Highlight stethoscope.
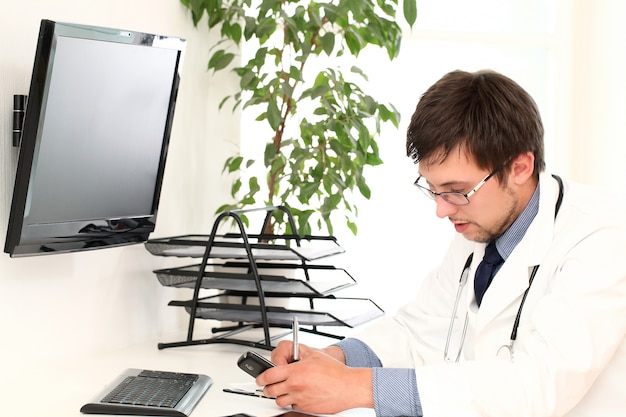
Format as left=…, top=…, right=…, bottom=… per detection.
left=444, top=175, right=564, bottom=362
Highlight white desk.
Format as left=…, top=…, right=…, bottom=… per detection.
left=2, top=336, right=374, bottom=417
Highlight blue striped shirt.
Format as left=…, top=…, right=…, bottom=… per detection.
left=495, top=182, right=540, bottom=263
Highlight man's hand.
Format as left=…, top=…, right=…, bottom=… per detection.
left=256, top=341, right=373, bottom=414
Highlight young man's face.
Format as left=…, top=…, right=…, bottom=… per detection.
left=418, top=149, right=525, bottom=243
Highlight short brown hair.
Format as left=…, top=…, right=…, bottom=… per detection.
left=406, top=70, right=545, bottom=181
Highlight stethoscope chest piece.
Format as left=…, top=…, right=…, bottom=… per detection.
left=496, top=343, right=513, bottom=360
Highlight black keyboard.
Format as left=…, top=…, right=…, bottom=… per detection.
left=81, top=369, right=212, bottom=416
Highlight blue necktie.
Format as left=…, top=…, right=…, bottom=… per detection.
left=474, top=241, right=504, bottom=306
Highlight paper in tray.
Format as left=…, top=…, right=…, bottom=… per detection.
left=172, top=297, right=384, bottom=328
left=154, top=264, right=356, bottom=296
left=145, top=234, right=344, bottom=261
left=160, top=245, right=344, bottom=261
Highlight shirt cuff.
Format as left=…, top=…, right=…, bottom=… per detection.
left=335, top=339, right=423, bottom=416
left=335, top=338, right=382, bottom=368
left=373, top=367, right=423, bottom=417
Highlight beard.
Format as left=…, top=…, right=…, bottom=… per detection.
left=460, top=185, right=520, bottom=243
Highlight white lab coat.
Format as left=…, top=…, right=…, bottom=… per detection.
left=356, top=173, right=626, bottom=416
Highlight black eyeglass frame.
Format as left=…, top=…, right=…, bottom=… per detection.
left=414, top=164, right=507, bottom=206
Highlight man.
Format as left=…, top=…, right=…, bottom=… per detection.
left=257, top=70, right=626, bottom=416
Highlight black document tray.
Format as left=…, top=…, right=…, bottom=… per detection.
left=169, top=296, right=384, bottom=328
left=145, top=234, right=345, bottom=261
left=154, top=264, right=356, bottom=296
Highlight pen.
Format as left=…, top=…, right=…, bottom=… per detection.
left=292, top=316, right=299, bottom=362
left=222, top=388, right=273, bottom=399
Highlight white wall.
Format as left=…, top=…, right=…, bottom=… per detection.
left=0, top=0, right=238, bottom=377
left=568, top=0, right=626, bottom=193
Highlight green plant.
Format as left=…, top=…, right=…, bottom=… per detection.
left=181, top=0, right=417, bottom=236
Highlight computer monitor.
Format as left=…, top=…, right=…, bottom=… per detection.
left=4, top=19, right=186, bottom=257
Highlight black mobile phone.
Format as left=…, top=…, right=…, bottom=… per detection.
left=221, top=414, right=256, bottom=417
left=221, top=414, right=255, bottom=417
left=237, top=351, right=276, bottom=378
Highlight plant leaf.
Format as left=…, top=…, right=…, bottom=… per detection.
left=403, top=0, right=418, bottom=28
left=208, top=50, right=235, bottom=72
left=321, top=32, right=335, bottom=56
left=267, top=101, right=281, bottom=130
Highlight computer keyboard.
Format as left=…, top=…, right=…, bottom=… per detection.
left=80, top=368, right=212, bottom=416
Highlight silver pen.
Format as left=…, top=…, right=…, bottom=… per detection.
left=292, top=316, right=299, bottom=362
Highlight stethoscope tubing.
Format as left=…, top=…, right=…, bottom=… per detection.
left=444, top=254, right=473, bottom=362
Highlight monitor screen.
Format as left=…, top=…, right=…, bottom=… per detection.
left=4, top=19, right=186, bottom=257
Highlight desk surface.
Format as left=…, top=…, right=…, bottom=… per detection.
left=2, top=334, right=373, bottom=417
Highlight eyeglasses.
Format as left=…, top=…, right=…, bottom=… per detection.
left=414, top=165, right=504, bottom=206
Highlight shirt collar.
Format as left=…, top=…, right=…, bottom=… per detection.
left=494, top=182, right=540, bottom=260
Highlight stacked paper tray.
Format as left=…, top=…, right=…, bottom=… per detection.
left=145, top=234, right=345, bottom=261
left=169, top=296, right=384, bottom=328
left=153, top=264, right=356, bottom=296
